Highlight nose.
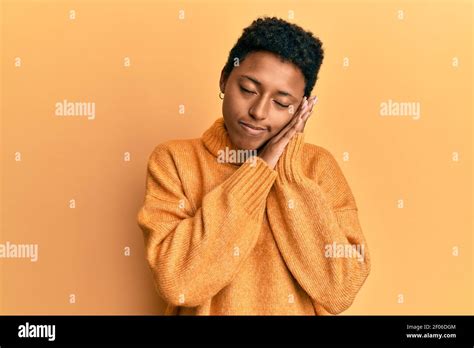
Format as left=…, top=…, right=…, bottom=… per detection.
left=248, top=96, right=269, bottom=121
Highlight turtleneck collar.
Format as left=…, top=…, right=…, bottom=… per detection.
left=201, top=117, right=243, bottom=163
left=202, top=116, right=306, bottom=175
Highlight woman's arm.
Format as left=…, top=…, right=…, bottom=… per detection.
left=137, top=142, right=277, bottom=307
left=266, top=133, right=371, bottom=314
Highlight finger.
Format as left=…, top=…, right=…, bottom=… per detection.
left=301, top=110, right=312, bottom=128
left=281, top=125, right=299, bottom=143
left=290, top=96, right=311, bottom=125
left=302, top=103, right=314, bottom=122
left=295, top=96, right=310, bottom=118
left=294, top=96, right=317, bottom=131
left=273, top=127, right=298, bottom=154
left=277, top=115, right=305, bottom=145
left=289, top=95, right=307, bottom=117
left=309, top=96, right=318, bottom=112
left=282, top=97, right=311, bottom=135
left=274, top=94, right=314, bottom=144
left=302, top=96, right=317, bottom=122
left=272, top=97, right=308, bottom=143
left=306, top=96, right=317, bottom=112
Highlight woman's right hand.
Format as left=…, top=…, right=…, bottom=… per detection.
left=258, top=95, right=317, bottom=169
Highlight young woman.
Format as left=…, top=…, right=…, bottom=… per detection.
left=137, top=17, right=370, bottom=315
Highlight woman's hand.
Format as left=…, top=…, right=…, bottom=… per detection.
left=258, top=95, right=318, bottom=169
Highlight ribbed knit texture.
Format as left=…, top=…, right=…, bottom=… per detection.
left=137, top=117, right=370, bottom=315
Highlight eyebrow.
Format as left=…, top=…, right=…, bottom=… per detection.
left=239, top=74, right=296, bottom=99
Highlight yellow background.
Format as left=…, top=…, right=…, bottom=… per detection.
left=1, top=0, right=472, bottom=314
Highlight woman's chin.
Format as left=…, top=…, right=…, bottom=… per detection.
left=228, top=128, right=269, bottom=150
left=232, top=138, right=262, bottom=151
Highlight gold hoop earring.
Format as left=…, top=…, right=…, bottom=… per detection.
left=219, top=92, right=224, bottom=100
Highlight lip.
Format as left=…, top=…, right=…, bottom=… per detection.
left=239, top=121, right=268, bottom=136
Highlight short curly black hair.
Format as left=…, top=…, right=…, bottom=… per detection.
left=221, top=16, right=325, bottom=97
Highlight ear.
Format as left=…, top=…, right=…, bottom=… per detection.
left=219, top=69, right=227, bottom=93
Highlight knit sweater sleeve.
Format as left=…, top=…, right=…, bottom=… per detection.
left=266, top=133, right=371, bottom=314
left=137, top=142, right=277, bottom=307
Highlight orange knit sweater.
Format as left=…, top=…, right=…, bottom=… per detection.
left=137, top=117, right=370, bottom=315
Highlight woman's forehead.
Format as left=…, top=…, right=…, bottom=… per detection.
left=235, top=51, right=305, bottom=93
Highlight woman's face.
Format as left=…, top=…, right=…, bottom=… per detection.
left=220, top=50, right=306, bottom=151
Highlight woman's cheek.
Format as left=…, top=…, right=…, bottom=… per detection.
left=227, top=99, right=243, bottom=118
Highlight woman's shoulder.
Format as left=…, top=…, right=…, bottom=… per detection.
left=156, top=137, right=201, bottom=148
left=302, top=142, right=340, bottom=170
left=302, top=142, right=357, bottom=210
left=146, top=137, right=205, bottom=167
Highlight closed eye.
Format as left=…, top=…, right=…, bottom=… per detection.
left=240, top=86, right=255, bottom=94
left=274, top=101, right=290, bottom=108
left=240, top=86, right=290, bottom=108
